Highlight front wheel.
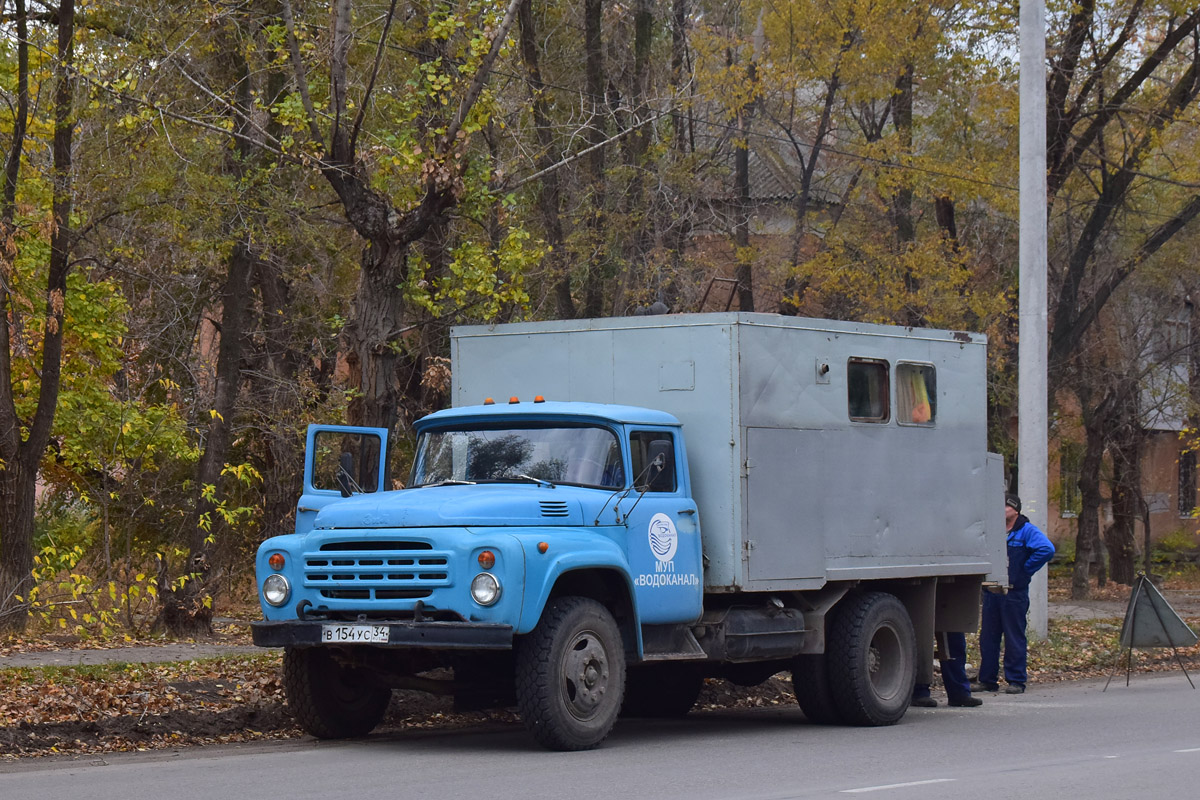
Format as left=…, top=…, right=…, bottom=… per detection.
left=515, top=596, right=626, bottom=751
left=283, top=647, right=391, bottom=738
left=825, top=592, right=916, bottom=726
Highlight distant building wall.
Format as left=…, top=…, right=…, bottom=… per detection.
left=1047, top=429, right=1200, bottom=550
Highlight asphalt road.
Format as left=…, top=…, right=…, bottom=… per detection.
left=3, top=673, right=1199, bottom=798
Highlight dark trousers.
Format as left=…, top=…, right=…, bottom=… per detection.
left=913, top=632, right=972, bottom=699
left=941, top=632, right=972, bottom=699
left=978, top=588, right=1029, bottom=686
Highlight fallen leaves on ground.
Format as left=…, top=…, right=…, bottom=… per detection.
left=0, top=619, right=251, bottom=659
left=0, top=655, right=298, bottom=759
left=1028, top=616, right=1200, bottom=683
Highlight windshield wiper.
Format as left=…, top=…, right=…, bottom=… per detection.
left=420, top=479, right=477, bottom=487
left=515, top=474, right=556, bottom=488
left=484, top=474, right=556, bottom=488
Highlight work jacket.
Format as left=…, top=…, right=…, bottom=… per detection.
left=1006, top=515, right=1055, bottom=591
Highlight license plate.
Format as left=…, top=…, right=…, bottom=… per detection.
left=321, top=624, right=389, bottom=643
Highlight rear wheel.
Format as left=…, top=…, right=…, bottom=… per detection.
left=825, top=592, right=916, bottom=726
left=516, top=596, right=626, bottom=751
left=622, top=664, right=704, bottom=718
left=283, top=647, right=391, bottom=738
left=791, top=653, right=842, bottom=724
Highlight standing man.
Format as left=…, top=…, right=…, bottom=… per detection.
left=972, top=493, right=1056, bottom=694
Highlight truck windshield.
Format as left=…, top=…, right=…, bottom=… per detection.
left=411, top=425, right=625, bottom=488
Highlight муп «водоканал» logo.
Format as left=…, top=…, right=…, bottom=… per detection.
left=648, top=513, right=678, bottom=563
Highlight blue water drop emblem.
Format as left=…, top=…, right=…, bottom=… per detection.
left=648, top=513, right=678, bottom=562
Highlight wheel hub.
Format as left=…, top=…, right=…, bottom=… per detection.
left=562, top=631, right=609, bottom=719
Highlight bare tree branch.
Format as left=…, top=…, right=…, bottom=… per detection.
left=350, top=0, right=399, bottom=155
left=280, top=0, right=324, bottom=147
left=441, top=0, right=525, bottom=152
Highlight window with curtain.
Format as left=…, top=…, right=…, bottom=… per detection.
left=896, top=363, right=936, bottom=425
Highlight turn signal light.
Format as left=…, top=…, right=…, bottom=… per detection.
left=537, top=542, right=549, bottom=554
left=268, top=553, right=285, bottom=571
left=478, top=550, right=496, bottom=569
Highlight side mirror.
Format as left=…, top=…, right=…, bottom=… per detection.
left=336, top=451, right=356, bottom=497
left=647, top=439, right=675, bottom=492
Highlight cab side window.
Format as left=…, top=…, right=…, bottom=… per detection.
left=630, top=431, right=677, bottom=492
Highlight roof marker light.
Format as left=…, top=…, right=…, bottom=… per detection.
left=534, top=395, right=545, bottom=403
left=483, top=397, right=495, bottom=405
left=509, top=396, right=520, bottom=404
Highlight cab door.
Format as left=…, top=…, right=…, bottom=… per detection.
left=296, top=425, right=389, bottom=534
left=623, top=428, right=703, bottom=624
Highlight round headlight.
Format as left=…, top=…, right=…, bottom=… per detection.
left=263, top=574, right=291, bottom=607
left=470, top=572, right=501, bottom=606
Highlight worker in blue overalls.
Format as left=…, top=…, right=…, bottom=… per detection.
left=972, top=493, right=1056, bottom=694
left=911, top=631, right=981, bottom=707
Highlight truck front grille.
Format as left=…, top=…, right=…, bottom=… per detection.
left=320, top=540, right=432, bottom=551
left=320, top=589, right=433, bottom=600
left=303, top=539, right=450, bottom=600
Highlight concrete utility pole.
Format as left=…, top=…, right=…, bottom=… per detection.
left=1020, top=0, right=1050, bottom=638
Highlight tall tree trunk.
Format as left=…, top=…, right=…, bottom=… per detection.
left=158, top=243, right=255, bottom=636
left=0, top=0, right=75, bottom=631
left=892, top=62, right=921, bottom=327
left=733, top=59, right=755, bottom=312
left=1107, top=439, right=1140, bottom=585
left=1072, top=400, right=1107, bottom=599
left=253, top=257, right=310, bottom=538
left=665, top=0, right=692, bottom=293
left=518, top=0, right=575, bottom=319
left=670, top=0, right=689, bottom=156
left=340, top=237, right=412, bottom=431
left=614, top=0, right=654, bottom=315
left=0, top=0, right=30, bottom=627
left=188, top=244, right=256, bottom=552
left=581, top=0, right=608, bottom=318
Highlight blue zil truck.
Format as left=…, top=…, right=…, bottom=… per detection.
left=252, top=314, right=1005, bottom=750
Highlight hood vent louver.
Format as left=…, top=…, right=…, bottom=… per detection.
left=539, top=500, right=570, bottom=518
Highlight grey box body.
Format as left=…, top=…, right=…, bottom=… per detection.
left=451, top=313, right=1004, bottom=593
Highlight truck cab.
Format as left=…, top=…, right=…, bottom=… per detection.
left=253, top=400, right=704, bottom=750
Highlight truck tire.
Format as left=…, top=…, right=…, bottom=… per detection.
left=621, top=664, right=704, bottom=718
left=515, top=596, right=626, bottom=750
left=283, top=647, right=391, bottom=738
left=825, top=592, right=916, bottom=726
left=791, top=653, right=843, bottom=724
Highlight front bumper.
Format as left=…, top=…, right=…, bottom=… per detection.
left=251, top=619, right=514, bottom=649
